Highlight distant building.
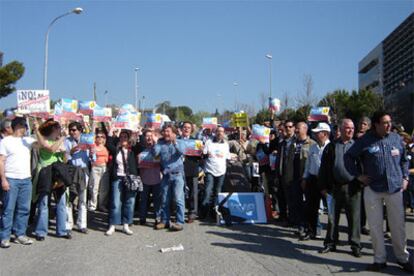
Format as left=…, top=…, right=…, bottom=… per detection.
left=359, top=12, right=414, bottom=132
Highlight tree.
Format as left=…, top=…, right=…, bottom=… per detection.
left=253, top=108, right=272, bottom=124
left=296, top=74, right=317, bottom=107
left=0, top=61, right=25, bottom=98
left=318, top=90, right=350, bottom=122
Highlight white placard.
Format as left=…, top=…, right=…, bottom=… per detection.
left=17, top=90, right=50, bottom=114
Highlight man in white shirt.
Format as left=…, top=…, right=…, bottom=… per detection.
left=300, top=122, right=331, bottom=240
left=0, top=117, right=37, bottom=248
left=200, top=126, right=230, bottom=219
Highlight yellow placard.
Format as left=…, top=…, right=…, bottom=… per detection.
left=232, top=112, right=249, bottom=127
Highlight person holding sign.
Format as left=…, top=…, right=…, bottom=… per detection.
left=105, top=130, right=141, bottom=236
left=32, top=119, right=71, bottom=241
left=152, top=124, right=186, bottom=231
left=200, top=126, right=231, bottom=219
left=138, top=129, right=162, bottom=226
left=64, top=122, right=95, bottom=235
left=179, top=121, right=203, bottom=223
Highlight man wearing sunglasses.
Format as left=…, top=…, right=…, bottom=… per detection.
left=64, top=121, right=94, bottom=235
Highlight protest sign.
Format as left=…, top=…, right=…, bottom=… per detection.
left=308, top=107, right=330, bottom=122
left=53, top=101, right=83, bottom=123
left=256, top=147, right=269, bottom=166
left=251, top=124, right=271, bottom=143
left=231, top=112, right=249, bottom=127
left=61, top=98, right=78, bottom=114
left=217, top=193, right=267, bottom=224
left=137, top=150, right=160, bottom=169
left=268, top=97, right=281, bottom=112
left=78, top=101, right=97, bottom=115
left=145, top=113, right=162, bottom=129
left=119, top=104, right=136, bottom=113
left=202, top=117, right=218, bottom=129
left=114, top=111, right=141, bottom=130
left=93, top=106, right=112, bottom=122
left=178, top=139, right=203, bottom=156
left=78, top=133, right=95, bottom=150
left=17, top=90, right=50, bottom=114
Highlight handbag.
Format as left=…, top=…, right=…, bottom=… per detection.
left=120, top=148, right=143, bottom=192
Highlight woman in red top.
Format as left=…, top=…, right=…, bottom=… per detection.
left=88, top=130, right=110, bottom=212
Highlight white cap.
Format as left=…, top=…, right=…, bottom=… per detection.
left=311, top=122, right=331, bottom=133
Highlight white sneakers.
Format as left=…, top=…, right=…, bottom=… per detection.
left=122, top=224, right=133, bottom=235
left=105, top=224, right=133, bottom=236
left=105, top=225, right=115, bottom=236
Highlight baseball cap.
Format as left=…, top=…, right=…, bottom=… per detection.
left=311, top=122, right=331, bottom=133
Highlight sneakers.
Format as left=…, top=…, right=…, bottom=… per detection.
left=170, top=223, right=184, bottom=232
left=0, top=240, right=10, bottom=248
left=105, top=225, right=115, bottom=236
left=15, top=236, right=33, bottom=245
left=318, top=246, right=336, bottom=254
left=123, top=224, right=133, bottom=235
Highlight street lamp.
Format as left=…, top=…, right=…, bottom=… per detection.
left=266, top=53, right=272, bottom=98
left=233, top=81, right=238, bottom=111
left=134, top=67, right=140, bottom=110
left=104, top=90, right=109, bottom=107
left=43, top=7, right=83, bottom=89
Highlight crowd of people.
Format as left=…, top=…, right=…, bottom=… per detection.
left=0, top=110, right=413, bottom=273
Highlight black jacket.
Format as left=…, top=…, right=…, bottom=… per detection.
left=318, top=142, right=360, bottom=194
left=106, top=137, right=141, bottom=180
left=37, top=162, right=76, bottom=195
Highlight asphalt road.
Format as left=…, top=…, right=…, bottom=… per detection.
left=1, top=210, right=413, bottom=275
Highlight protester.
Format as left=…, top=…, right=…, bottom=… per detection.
left=33, top=119, right=71, bottom=240
left=64, top=121, right=94, bottom=234
left=89, top=130, right=110, bottom=212
left=285, top=121, right=315, bottom=238
left=153, top=124, right=186, bottom=231
left=278, top=120, right=296, bottom=225
left=318, top=119, right=362, bottom=257
left=301, top=122, right=331, bottom=240
left=179, top=121, right=202, bottom=223
left=345, top=111, right=413, bottom=273
left=138, top=129, right=162, bottom=226
left=0, top=119, right=13, bottom=141
left=0, top=117, right=36, bottom=248
left=228, top=128, right=250, bottom=181
left=200, top=126, right=230, bottom=219
left=105, top=130, right=140, bottom=236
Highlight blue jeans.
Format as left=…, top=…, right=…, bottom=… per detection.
left=201, top=173, right=225, bottom=215
left=139, top=183, right=161, bottom=221
left=109, top=177, right=137, bottom=225
left=35, top=190, right=67, bottom=237
left=160, top=172, right=185, bottom=225
left=0, top=178, right=32, bottom=240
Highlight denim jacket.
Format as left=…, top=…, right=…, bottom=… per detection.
left=345, top=131, right=409, bottom=193
left=152, top=139, right=185, bottom=175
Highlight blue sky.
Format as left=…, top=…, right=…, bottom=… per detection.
left=0, top=0, right=412, bottom=113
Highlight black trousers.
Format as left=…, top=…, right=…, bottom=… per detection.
left=304, top=175, right=321, bottom=235
left=185, top=176, right=198, bottom=217
left=324, top=184, right=361, bottom=249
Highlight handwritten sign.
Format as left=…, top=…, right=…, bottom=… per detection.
left=231, top=112, right=249, bottom=127
left=202, top=117, right=218, bottom=129
left=17, top=90, right=50, bottom=114
left=251, top=124, right=271, bottom=143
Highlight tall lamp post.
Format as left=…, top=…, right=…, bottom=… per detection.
left=43, top=7, right=83, bottom=90
left=265, top=54, right=272, bottom=98
left=134, top=67, right=140, bottom=110
left=233, top=81, right=238, bottom=111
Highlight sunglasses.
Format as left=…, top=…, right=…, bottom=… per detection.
left=69, top=128, right=78, bottom=132
left=285, top=125, right=294, bottom=128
